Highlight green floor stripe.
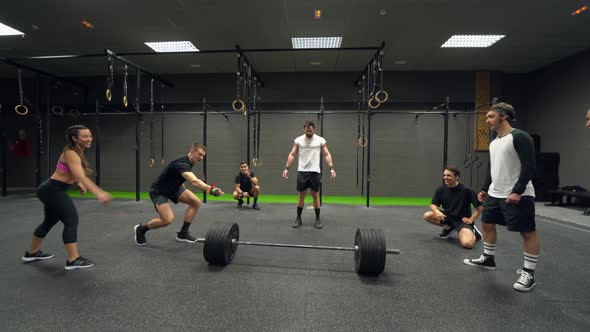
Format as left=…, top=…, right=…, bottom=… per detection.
left=67, top=190, right=430, bottom=206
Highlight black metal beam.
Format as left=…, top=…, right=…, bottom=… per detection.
left=135, top=68, right=141, bottom=202
left=202, top=98, right=208, bottom=203
left=35, top=73, right=42, bottom=188
left=95, top=99, right=101, bottom=186
left=319, top=97, right=325, bottom=206
left=105, top=49, right=174, bottom=88
left=0, top=105, right=7, bottom=196
left=366, top=108, right=372, bottom=208
left=353, top=42, right=386, bottom=87
left=235, top=44, right=265, bottom=88
left=7, top=46, right=380, bottom=60
left=0, top=56, right=87, bottom=89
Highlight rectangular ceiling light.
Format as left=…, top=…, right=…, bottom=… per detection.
left=0, top=22, right=25, bottom=36
left=292, top=37, right=342, bottom=49
left=145, top=41, right=199, bottom=52
left=441, top=35, right=505, bottom=48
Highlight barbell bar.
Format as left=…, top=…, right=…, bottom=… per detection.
left=196, top=223, right=400, bottom=276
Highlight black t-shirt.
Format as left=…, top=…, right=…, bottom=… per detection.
left=431, top=183, right=481, bottom=219
left=150, top=155, right=193, bottom=195
left=235, top=171, right=256, bottom=192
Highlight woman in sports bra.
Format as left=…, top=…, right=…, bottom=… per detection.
left=21, top=125, right=112, bottom=270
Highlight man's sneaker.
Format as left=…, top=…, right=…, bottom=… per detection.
left=438, top=227, right=454, bottom=239
left=176, top=232, right=197, bottom=243
left=473, top=225, right=483, bottom=242
left=292, top=217, right=302, bottom=228
left=237, top=199, right=244, bottom=208
left=65, top=256, right=95, bottom=270
left=21, top=250, right=55, bottom=263
left=134, top=224, right=146, bottom=246
left=252, top=203, right=260, bottom=210
left=463, top=254, right=496, bottom=270
left=513, top=270, right=535, bottom=292
left=315, top=218, right=323, bottom=229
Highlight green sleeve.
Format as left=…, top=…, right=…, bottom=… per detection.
left=511, top=129, right=536, bottom=195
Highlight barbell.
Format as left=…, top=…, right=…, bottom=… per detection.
left=196, top=223, right=400, bottom=276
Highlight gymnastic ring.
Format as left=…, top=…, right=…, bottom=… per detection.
left=69, top=108, right=80, bottom=117
left=51, top=105, right=64, bottom=115
left=252, top=157, right=262, bottom=167
left=106, top=89, right=112, bottom=101
left=232, top=99, right=245, bottom=112
left=374, top=90, right=389, bottom=103
left=161, top=158, right=166, bottom=166
left=357, top=137, right=368, bottom=147
left=368, top=97, right=381, bottom=109
left=123, top=96, right=129, bottom=108
left=463, top=159, right=471, bottom=168
left=148, top=158, right=155, bottom=168
left=14, top=104, right=29, bottom=115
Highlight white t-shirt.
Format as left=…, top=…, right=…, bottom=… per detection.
left=294, top=134, right=326, bottom=173
left=487, top=129, right=535, bottom=198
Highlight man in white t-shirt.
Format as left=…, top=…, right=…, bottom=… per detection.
left=463, top=102, right=539, bottom=292
left=282, top=120, right=336, bottom=229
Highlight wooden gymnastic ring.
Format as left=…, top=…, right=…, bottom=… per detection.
left=14, top=104, right=29, bottom=115
left=232, top=99, right=245, bottom=112
left=368, top=97, right=381, bottom=109
left=148, top=158, right=155, bottom=168
left=51, top=105, right=64, bottom=115
left=106, top=89, right=112, bottom=101
left=123, top=96, right=129, bottom=108
left=374, top=90, right=389, bottom=103
left=357, top=137, right=368, bottom=147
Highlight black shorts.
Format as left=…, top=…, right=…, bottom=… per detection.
left=237, top=187, right=255, bottom=197
left=297, top=171, right=321, bottom=192
left=442, top=213, right=475, bottom=233
left=481, top=196, right=536, bottom=232
left=149, top=186, right=186, bottom=211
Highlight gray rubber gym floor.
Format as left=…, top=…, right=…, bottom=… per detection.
left=1, top=196, right=589, bottom=331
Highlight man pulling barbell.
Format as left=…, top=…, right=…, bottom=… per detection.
left=134, top=143, right=224, bottom=246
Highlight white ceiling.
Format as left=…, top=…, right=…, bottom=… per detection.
left=1, top=0, right=589, bottom=77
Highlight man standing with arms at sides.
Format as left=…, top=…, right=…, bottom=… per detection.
left=463, top=103, right=539, bottom=292
left=282, top=120, right=336, bottom=229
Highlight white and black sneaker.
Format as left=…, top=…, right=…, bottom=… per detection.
left=65, top=256, right=96, bottom=270
left=513, top=269, right=535, bottom=292
left=438, top=226, right=454, bottom=239
left=21, top=250, right=55, bottom=263
left=134, top=224, right=147, bottom=246
left=176, top=232, right=197, bottom=243
left=463, top=254, right=496, bottom=270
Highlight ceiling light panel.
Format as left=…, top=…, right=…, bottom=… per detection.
left=441, top=35, right=505, bottom=48
left=145, top=41, right=199, bottom=53
left=292, top=37, right=342, bottom=49
left=0, top=22, right=25, bottom=36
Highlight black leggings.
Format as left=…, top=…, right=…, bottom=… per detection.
left=34, top=179, right=79, bottom=244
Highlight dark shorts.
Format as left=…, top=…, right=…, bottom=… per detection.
left=237, top=187, right=255, bottom=198
left=442, top=213, right=475, bottom=233
left=297, top=171, right=321, bottom=192
left=481, top=196, right=536, bottom=232
left=239, top=186, right=254, bottom=194
left=149, top=186, right=186, bottom=212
